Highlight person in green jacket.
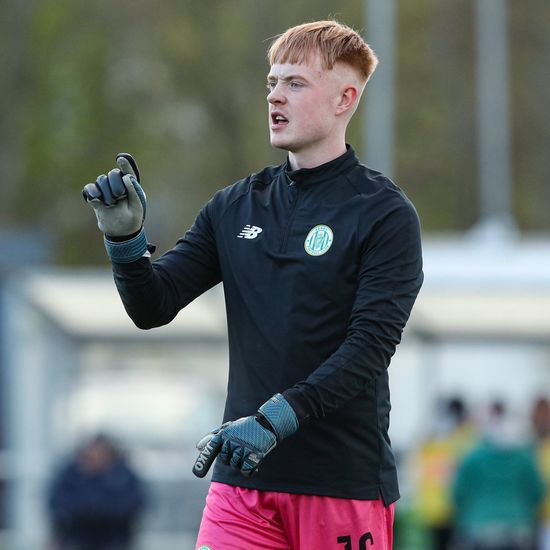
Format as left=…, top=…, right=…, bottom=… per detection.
left=452, top=400, right=545, bottom=550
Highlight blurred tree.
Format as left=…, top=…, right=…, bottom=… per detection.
left=0, top=0, right=548, bottom=265
left=509, top=0, right=550, bottom=232
left=397, top=0, right=477, bottom=231
left=0, top=0, right=36, bottom=224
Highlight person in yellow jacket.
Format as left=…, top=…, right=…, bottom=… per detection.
left=414, top=397, right=477, bottom=550
left=531, top=397, right=550, bottom=550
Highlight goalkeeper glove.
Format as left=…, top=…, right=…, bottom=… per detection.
left=192, top=393, right=298, bottom=478
left=82, top=153, right=149, bottom=263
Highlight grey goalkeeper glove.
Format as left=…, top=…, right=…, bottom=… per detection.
left=82, top=153, right=149, bottom=263
left=192, top=393, right=299, bottom=478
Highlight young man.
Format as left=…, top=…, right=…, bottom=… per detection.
left=83, top=20, right=423, bottom=550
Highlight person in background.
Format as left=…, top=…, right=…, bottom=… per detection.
left=531, top=396, right=550, bottom=550
left=452, top=400, right=545, bottom=550
left=47, top=434, right=147, bottom=550
left=415, top=396, right=477, bottom=550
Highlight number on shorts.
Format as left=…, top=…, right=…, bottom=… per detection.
left=337, top=532, right=374, bottom=549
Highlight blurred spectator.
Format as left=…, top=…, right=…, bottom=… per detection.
left=531, top=398, right=550, bottom=441
left=414, top=396, right=477, bottom=550
left=452, top=400, right=545, bottom=550
left=531, top=397, right=550, bottom=550
left=47, top=434, right=147, bottom=550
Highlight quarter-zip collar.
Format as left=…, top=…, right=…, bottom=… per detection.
left=284, top=144, right=359, bottom=186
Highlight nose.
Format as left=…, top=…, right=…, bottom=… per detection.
left=267, top=83, right=285, bottom=105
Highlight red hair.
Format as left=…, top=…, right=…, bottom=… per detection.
left=268, top=20, right=378, bottom=83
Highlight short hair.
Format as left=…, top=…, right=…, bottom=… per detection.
left=267, top=20, right=379, bottom=84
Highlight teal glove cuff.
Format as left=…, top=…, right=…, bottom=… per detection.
left=258, top=393, right=299, bottom=441
left=104, top=228, right=148, bottom=263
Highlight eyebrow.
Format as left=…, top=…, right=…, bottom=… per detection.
left=266, top=74, right=308, bottom=83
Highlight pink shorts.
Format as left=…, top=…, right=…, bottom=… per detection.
left=196, top=482, right=395, bottom=550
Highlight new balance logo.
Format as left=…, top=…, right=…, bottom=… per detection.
left=237, top=225, right=263, bottom=239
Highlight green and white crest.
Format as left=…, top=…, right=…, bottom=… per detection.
left=304, top=224, right=333, bottom=256
left=197, top=546, right=212, bottom=550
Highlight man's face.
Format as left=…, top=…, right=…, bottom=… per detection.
left=267, top=52, right=344, bottom=158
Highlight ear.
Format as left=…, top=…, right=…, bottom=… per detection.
left=335, top=85, right=359, bottom=116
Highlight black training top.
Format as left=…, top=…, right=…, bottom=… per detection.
left=112, top=145, right=423, bottom=505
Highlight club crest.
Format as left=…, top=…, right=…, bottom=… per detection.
left=304, top=224, right=333, bottom=256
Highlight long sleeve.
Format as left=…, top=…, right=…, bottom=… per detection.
left=112, top=200, right=222, bottom=329
left=284, top=199, right=423, bottom=421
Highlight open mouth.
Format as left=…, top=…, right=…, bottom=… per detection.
left=271, top=113, right=289, bottom=126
